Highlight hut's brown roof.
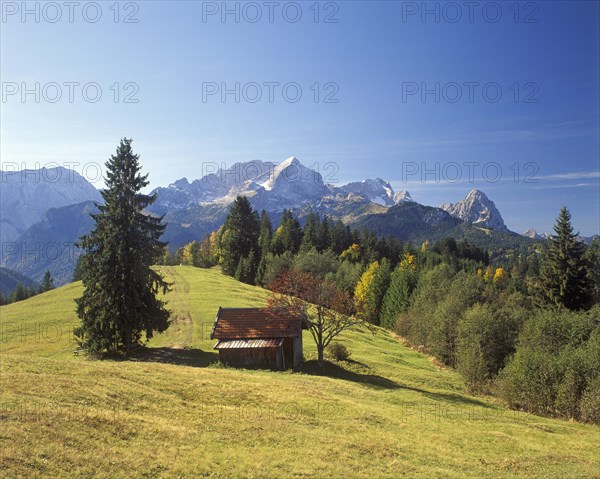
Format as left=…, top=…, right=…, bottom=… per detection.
left=210, top=308, right=302, bottom=340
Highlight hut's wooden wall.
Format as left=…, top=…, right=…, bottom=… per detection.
left=219, top=347, right=283, bottom=369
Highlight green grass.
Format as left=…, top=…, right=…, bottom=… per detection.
left=1, top=266, right=598, bottom=478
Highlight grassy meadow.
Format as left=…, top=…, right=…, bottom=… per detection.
left=1, top=266, right=599, bottom=478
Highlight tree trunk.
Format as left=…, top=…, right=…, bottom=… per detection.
left=318, top=346, right=324, bottom=368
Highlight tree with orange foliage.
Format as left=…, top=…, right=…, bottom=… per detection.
left=268, top=270, right=370, bottom=367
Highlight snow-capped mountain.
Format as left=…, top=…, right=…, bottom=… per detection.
left=149, top=160, right=276, bottom=213
left=257, top=157, right=330, bottom=206
left=149, top=157, right=410, bottom=215
left=335, top=178, right=396, bottom=206
left=0, top=166, right=102, bottom=243
left=440, top=189, right=508, bottom=232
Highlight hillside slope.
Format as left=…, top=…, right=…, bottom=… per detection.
left=1, top=267, right=598, bottom=478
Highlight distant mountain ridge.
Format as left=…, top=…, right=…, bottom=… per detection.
left=2, top=157, right=568, bottom=285
left=2, top=201, right=98, bottom=286
left=148, top=157, right=414, bottom=216
left=522, top=228, right=598, bottom=245
left=0, top=166, right=101, bottom=243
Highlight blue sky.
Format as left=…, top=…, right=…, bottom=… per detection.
left=1, top=1, right=599, bottom=235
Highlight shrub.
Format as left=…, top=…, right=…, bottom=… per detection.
left=580, top=377, right=600, bottom=424
left=328, top=342, right=351, bottom=361
left=495, top=307, right=600, bottom=423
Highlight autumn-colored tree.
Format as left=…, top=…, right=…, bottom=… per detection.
left=268, top=270, right=368, bottom=367
left=483, top=265, right=495, bottom=283
left=340, top=243, right=362, bottom=263
left=493, top=267, right=506, bottom=286
left=421, top=240, right=430, bottom=252
left=182, top=241, right=201, bottom=266
left=354, top=259, right=391, bottom=324
left=399, top=252, right=417, bottom=271
left=354, top=261, right=379, bottom=319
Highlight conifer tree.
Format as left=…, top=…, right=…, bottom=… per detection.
left=271, top=209, right=303, bottom=255
left=317, top=216, right=332, bottom=251
left=256, top=211, right=273, bottom=285
left=330, top=220, right=352, bottom=254
left=235, top=249, right=258, bottom=284
left=8, top=282, right=33, bottom=303
left=540, top=207, right=590, bottom=310
left=220, top=196, right=260, bottom=277
left=75, top=138, right=170, bottom=354
left=39, top=270, right=55, bottom=293
left=301, top=211, right=319, bottom=251
left=380, top=253, right=418, bottom=329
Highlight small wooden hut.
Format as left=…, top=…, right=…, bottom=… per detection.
left=210, top=307, right=303, bottom=370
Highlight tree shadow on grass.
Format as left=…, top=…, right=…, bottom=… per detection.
left=300, top=359, right=493, bottom=407
left=128, top=347, right=219, bottom=368
left=300, top=360, right=401, bottom=390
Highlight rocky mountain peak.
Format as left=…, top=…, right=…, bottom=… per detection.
left=393, top=191, right=413, bottom=204
left=440, top=189, right=508, bottom=231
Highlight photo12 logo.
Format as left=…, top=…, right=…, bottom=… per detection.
left=1, top=1, right=140, bottom=23
left=1, top=82, right=140, bottom=104
left=198, top=160, right=340, bottom=184
left=400, top=1, right=539, bottom=24
left=400, top=161, right=539, bottom=183
left=1, top=162, right=104, bottom=183
left=401, top=82, right=540, bottom=104
left=201, top=82, right=339, bottom=104
left=1, top=241, right=80, bottom=266
left=201, top=1, right=339, bottom=24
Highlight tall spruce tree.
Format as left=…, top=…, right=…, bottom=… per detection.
left=317, top=216, right=331, bottom=251
left=380, top=258, right=418, bottom=329
left=540, top=206, right=590, bottom=310
left=301, top=211, right=319, bottom=251
left=75, top=139, right=170, bottom=354
left=220, top=196, right=260, bottom=277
